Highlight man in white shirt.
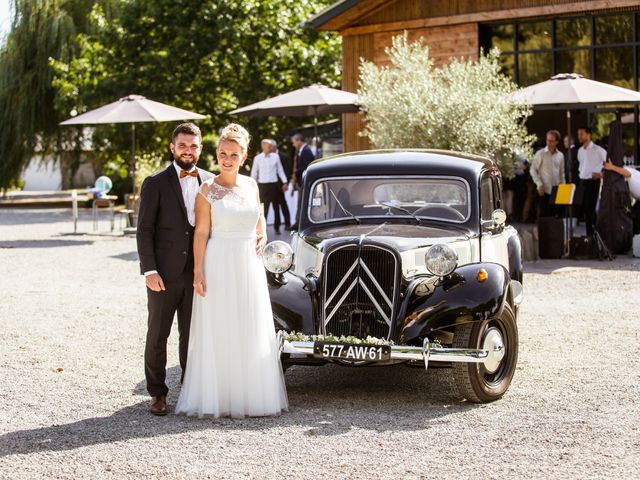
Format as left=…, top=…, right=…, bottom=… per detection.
left=251, top=139, right=288, bottom=234
left=530, top=129, right=565, bottom=218
left=577, top=126, right=607, bottom=235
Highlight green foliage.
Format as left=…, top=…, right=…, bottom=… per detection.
left=0, top=0, right=119, bottom=191
left=0, top=0, right=73, bottom=190
left=0, top=0, right=339, bottom=191
left=134, top=152, right=166, bottom=189
left=51, top=0, right=340, bottom=188
left=358, top=35, right=535, bottom=178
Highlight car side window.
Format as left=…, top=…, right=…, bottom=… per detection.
left=480, top=176, right=494, bottom=221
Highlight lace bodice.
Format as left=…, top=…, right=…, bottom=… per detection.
left=198, top=176, right=260, bottom=236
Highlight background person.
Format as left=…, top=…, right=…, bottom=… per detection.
left=577, top=126, right=607, bottom=235
left=290, top=133, right=315, bottom=230
left=530, top=129, right=565, bottom=218
left=563, top=134, right=580, bottom=184
left=251, top=139, right=288, bottom=234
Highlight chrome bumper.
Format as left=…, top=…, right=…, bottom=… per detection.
left=278, top=333, right=502, bottom=372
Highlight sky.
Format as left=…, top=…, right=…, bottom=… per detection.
left=0, top=0, right=11, bottom=42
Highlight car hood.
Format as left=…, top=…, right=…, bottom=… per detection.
left=301, top=222, right=472, bottom=252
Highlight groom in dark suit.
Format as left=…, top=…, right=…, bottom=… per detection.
left=136, top=122, right=213, bottom=415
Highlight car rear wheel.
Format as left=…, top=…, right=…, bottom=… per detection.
left=452, top=303, right=518, bottom=403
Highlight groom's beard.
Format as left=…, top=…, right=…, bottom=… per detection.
left=173, top=152, right=199, bottom=171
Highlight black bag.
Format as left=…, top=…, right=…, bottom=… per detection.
left=537, top=217, right=564, bottom=259
left=597, top=177, right=633, bottom=254
left=597, top=120, right=633, bottom=254
left=568, top=236, right=599, bottom=259
left=631, top=202, right=640, bottom=235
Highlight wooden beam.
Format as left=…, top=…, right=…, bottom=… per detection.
left=339, top=0, right=640, bottom=36
left=314, top=0, right=391, bottom=32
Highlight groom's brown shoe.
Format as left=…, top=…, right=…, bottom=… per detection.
left=149, top=395, right=167, bottom=416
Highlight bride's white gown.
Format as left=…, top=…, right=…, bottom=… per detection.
left=175, top=175, right=288, bottom=418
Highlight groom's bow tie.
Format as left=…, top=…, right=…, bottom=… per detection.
left=180, top=170, right=198, bottom=179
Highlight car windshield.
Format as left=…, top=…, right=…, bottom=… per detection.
left=308, top=176, right=470, bottom=224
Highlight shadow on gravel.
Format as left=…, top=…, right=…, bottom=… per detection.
left=0, top=239, right=94, bottom=249
left=110, top=251, right=139, bottom=262
left=0, top=208, right=86, bottom=226
left=0, top=365, right=480, bottom=456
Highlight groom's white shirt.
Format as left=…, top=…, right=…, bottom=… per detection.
left=143, top=161, right=200, bottom=277
left=173, top=160, right=199, bottom=227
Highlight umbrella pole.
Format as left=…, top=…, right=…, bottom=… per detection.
left=313, top=106, right=318, bottom=154
left=566, top=109, right=574, bottom=247
left=131, top=124, right=136, bottom=193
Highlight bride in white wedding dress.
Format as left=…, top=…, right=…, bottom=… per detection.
left=175, top=123, right=288, bottom=418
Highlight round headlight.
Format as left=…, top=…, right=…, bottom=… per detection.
left=262, top=241, right=294, bottom=274
left=425, top=244, right=458, bottom=277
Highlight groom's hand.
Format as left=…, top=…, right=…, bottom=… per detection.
left=146, top=273, right=165, bottom=292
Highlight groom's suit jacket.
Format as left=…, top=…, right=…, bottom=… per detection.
left=136, top=164, right=214, bottom=282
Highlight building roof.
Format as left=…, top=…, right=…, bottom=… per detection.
left=308, top=0, right=640, bottom=33
left=306, top=0, right=388, bottom=31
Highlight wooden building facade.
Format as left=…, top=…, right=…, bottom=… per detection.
left=309, top=0, right=640, bottom=155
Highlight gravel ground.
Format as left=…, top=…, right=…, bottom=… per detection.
left=1, top=208, right=639, bottom=479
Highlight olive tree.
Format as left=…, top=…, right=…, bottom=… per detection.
left=358, top=35, right=534, bottom=177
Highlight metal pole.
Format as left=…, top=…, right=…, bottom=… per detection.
left=72, top=189, right=78, bottom=234
left=131, top=123, right=136, bottom=195
left=313, top=106, right=318, bottom=152
left=567, top=109, right=574, bottom=247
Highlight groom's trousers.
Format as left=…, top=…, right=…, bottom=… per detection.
left=144, top=269, right=194, bottom=397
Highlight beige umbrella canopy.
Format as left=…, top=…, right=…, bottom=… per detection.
left=230, top=84, right=359, bottom=138
left=60, top=94, right=206, bottom=125
left=230, top=84, right=359, bottom=117
left=60, top=94, right=206, bottom=194
left=507, top=73, right=640, bottom=107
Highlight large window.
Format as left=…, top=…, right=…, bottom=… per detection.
left=480, top=12, right=640, bottom=89
left=480, top=12, right=640, bottom=161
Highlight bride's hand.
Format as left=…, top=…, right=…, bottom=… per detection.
left=256, top=233, right=267, bottom=256
left=193, top=271, right=207, bottom=297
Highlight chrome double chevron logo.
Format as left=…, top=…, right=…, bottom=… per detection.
left=324, top=257, right=393, bottom=327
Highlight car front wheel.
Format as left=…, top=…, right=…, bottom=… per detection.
left=452, top=303, right=518, bottom=403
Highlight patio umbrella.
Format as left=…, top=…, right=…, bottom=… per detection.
left=508, top=73, right=640, bottom=107
left=508, top=75, right=640, bottom=175
left=60, top=94, right=206, bottom=194
left=229, top=84, right=359, bottom=138
left=507, top=73, right=640, bottom=239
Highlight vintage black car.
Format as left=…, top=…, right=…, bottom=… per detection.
left=261, top=150, right=523, bottom=403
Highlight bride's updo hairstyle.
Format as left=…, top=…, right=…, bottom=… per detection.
left=218, top=123, right=251, bottom=163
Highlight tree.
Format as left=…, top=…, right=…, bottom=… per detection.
left=52, top=0, right=340, bottom=192
left=357, top=35, right=535, bottom=177
left=0, top=0, right=117, bottom=192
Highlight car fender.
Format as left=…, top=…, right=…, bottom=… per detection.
left=267, top=271, right=317, bottom=334
left=396, top=262, right=509, bottom=344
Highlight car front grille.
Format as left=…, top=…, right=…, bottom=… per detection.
left=322, top=245, right=398, bottom=340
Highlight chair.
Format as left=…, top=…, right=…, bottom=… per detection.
left=92, top=195, right=118, bottom=232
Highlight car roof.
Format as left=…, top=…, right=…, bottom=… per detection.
left=305, top=149, right=495, bottom=181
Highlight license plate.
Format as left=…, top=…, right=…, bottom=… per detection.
left=313, top=342, right=391, bottom=361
